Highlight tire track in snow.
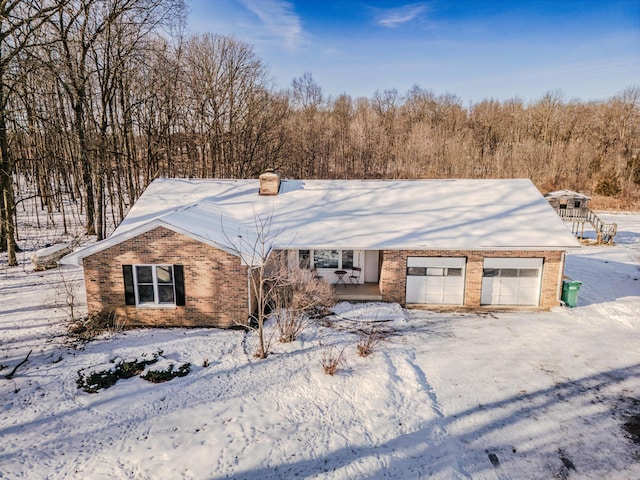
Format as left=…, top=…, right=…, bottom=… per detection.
left=383, top=346, right=471, bottom=478
left=298, top=373, right=388, bottom=478
left=380, top=348, right=444, bottom=427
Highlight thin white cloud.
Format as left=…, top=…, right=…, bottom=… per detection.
left=375, top=3, right=427, bottom=28
left=238, top=0, right=305, bottom=50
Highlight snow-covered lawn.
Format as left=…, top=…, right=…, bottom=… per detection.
left=1, top=214, right=639, bottom=479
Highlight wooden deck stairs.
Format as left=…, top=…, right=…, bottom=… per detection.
left=557, top=208, right=617, bottom=244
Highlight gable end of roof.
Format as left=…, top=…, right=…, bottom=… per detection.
left=59, top=221, right=242, bottom=266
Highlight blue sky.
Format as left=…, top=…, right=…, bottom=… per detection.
left=187, top=1, right=640, bottom=104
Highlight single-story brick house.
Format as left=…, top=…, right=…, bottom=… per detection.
left=61, top=175, right=580, bottom=328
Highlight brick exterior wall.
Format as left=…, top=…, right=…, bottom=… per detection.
left=82, top=226, right=250, bottom=328
left=379, top=250, right=564, bottom=309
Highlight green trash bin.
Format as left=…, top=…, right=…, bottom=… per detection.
left=561, top=280, right=582, bottom=307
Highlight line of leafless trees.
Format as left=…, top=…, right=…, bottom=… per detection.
left=2, top=0, right=639, bottom=265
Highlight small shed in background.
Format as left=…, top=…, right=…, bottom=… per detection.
left=544, top=190, right=591, bottom=220
left=544, top=190, right=616, bottom=244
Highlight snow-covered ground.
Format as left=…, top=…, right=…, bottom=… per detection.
left=1, top=213, right=639, bottom=479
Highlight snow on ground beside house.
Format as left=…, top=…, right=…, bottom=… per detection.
left=1, top=213, right=639, bottom=479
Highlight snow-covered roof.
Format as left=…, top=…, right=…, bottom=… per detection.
left=544, top=190, right=591, bottom=200
left=62, top=178, right=580, bottom=265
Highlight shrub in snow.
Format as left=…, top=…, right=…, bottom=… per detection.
left=114, top=352, right=162, bottom=379
left=55, top=268, right=82, bottom=322
left=356, top=325, right=388, bottom=357
left=141, top=359, right=190, bottom=383
left=272, top=309, right=311, bottom=343
left=270, top=266, right=337, bottom=343
left=321, top=345, right=346, bottom=376
left=76, top=363, right=120, bottom=393
left=70, top=310, right=125, bottom=341
left=623, top=414, right=640, bottom=444
left=77, top=350, right=161, bottom=393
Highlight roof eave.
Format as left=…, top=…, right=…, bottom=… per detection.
left=274, top=243, right=580, bottom=251
left=59, top=220, right=243, bottom=266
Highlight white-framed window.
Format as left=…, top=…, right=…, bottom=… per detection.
left=298, top=249, right=355, bottom=270
left=299, top=249, right=311, bottom=268
left=134, top=265, right=176, bottom=305
left=123, top=264, right=185, bottom=307
left=406, top=266, right=463, bottom=277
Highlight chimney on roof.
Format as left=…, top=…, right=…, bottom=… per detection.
left=259, top=170, right=280, bottom=195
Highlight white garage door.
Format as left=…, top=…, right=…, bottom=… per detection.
left=406, top=257, right=466, bottom=305
left=481, top=258, right=542, bottom=306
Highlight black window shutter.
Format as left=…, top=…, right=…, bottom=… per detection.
left=123, top=265, right=136, bottom=305
left=174, top=265, right=185, bottom=306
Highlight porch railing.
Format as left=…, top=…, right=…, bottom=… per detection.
left=554, top=207, right=617, bottom=244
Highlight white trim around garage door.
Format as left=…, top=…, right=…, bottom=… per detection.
left=406, top=257, right=466, bottom=305
left=481, top=257, right=543, bottom=306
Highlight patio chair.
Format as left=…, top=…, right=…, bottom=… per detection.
left=349, top=267, right=362, bottom=285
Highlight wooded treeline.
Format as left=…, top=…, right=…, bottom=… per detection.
left=2, top=0, right=639, bottom=265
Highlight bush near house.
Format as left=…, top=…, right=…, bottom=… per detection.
left=141, top=360, right=191, bottom=383
left=77, top=350, right=165, bottom=393
left=76, top=365, right=121, bottom=393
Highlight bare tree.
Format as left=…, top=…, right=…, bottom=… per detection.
left=223, top=206, right=337, bottom=357
left=45, top=0, right=185, bottom=238
left=0, top=0, right=62, bottom=265
left=291, top=72, right=323, bottom=111
left=287, top=72, right=331, bottom=178
left=182, top=34, right=286, bottom=179
left=4, top=30, right=640, bottom=258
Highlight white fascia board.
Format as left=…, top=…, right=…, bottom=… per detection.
left=464, top=245, right=581, bottom=251
left=278, top=242, right=580, bottom=251
left=360, top=245, right=580, bottom=251
left=277, top=245, right=580, bottom=253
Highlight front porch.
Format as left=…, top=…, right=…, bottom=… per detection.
left=333, top=282, right=382, bottom=301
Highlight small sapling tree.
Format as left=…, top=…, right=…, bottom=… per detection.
left=223, top=208, right=286, bottom=359
left=55, top=267, right=83, bottom=323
